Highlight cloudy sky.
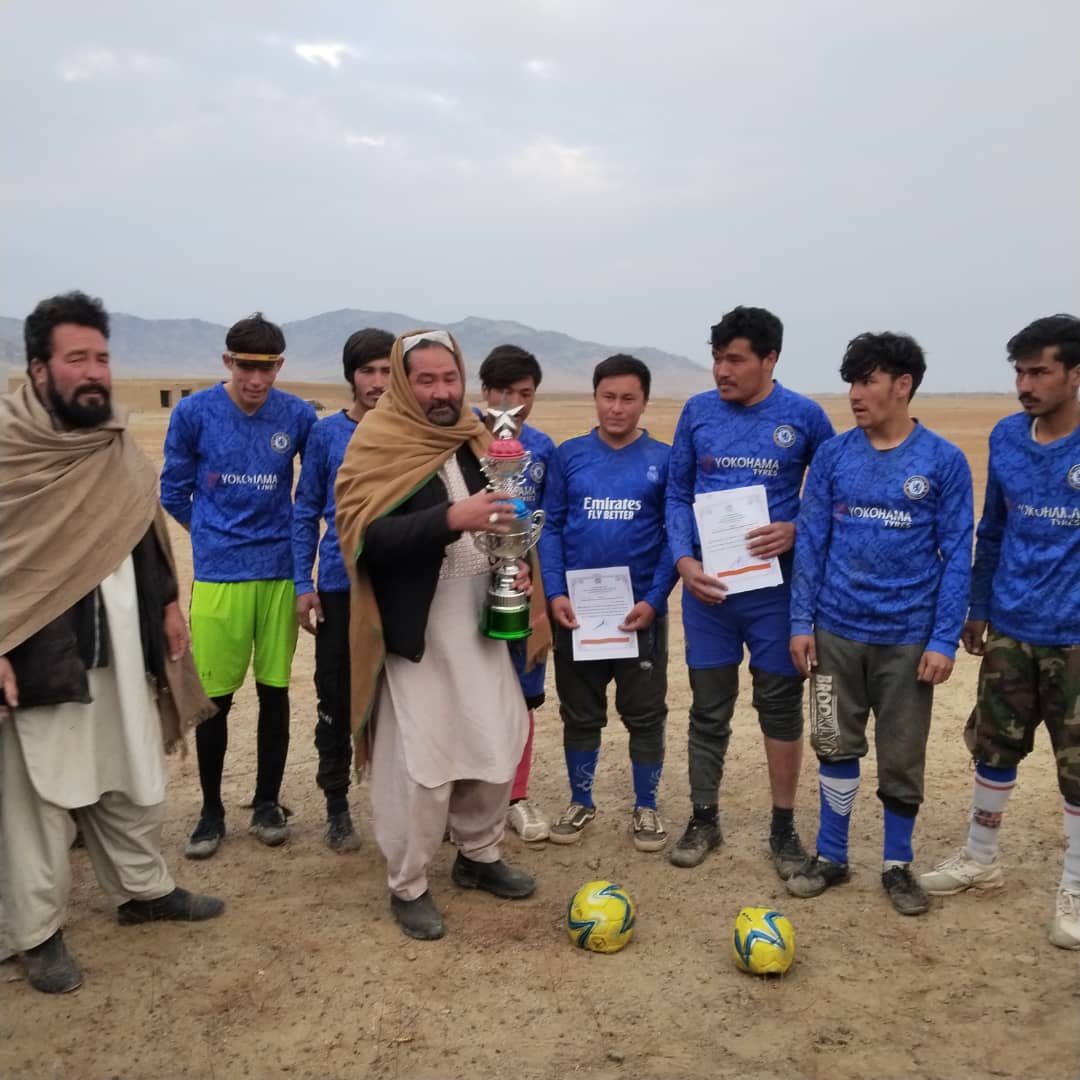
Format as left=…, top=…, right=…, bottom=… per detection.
left=2, top=1, right=1077, bottom=391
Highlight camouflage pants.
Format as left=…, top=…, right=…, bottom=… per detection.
left=964, top=631, right=1080, bottom=804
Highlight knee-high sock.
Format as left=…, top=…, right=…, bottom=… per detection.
left=511, top=711, right=535, bottom=803
left=1062, top=801, right=1080, bottom=893
left=965, top=762, right=1017, bottom=863
left=631, top=761, right=662, bottom=810
left=816, top=759, right=860, bottom=865
left=195, top=694, right=233, bottom=818
left=883, top=807, right=917, bottom=866
left=254, top=683, right=290, bottom=807
left=566, top=748, right=599, bottom=808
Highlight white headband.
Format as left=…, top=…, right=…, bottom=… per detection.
left=400, top=330, right=456, bottom=356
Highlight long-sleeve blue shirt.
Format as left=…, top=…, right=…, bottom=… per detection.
left=968, top=412, right=1080, bottom=645
left=292, top=409, right=358, bottom=595
left=790, top=422, right=974, bottom=657
left=161, top=383, right=316, bottom=582
left=539, top=429, right=678, bottom=615
left=665, top=383, right=835, bottom=570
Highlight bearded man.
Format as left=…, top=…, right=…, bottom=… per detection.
left=0, top=291, right=223, bottom=995
left=335, top=329, right=549, bottom=941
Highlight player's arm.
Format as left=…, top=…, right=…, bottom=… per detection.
left=160, top=404, right=198, bottom=528
left=293, top=429, right=327, bottom=634
left=788, top=449, right=833, bottom=677
left=920, top=451, right=974, bottom=683
left=538, top=447, right=576, bottom=629
left=964, top=446, right=1005, bottom=656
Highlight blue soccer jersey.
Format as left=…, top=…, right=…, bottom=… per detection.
left=161, top=383, right=316, bottom=582
left=292, top=409, right=358, bottom=595
left=790, top=422, right=974, bottom=657
left=539, top=430, right=678, bottom=614
left=969, top=413, right=1080, bottom=645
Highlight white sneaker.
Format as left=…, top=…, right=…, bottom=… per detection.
left=1049, top=887, right=1080, bottom=950
left=507, top=799, right=550, bottom=842
left=920, top=848, right=1005, bottom=895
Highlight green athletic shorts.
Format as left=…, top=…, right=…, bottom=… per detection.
left=190, top=579, right=299, bottom=696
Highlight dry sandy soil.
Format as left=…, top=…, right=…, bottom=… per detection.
left=2, top=390, right=1078, bottom=1080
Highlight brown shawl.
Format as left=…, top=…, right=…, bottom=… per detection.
left=0, top=380, right=214, bottom=749
left=334, top=329, right=551, bottom=762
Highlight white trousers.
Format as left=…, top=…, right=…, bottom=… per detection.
left=369, top=693, right=511, bottom=902
left=0, top=718, right=175, bottom=952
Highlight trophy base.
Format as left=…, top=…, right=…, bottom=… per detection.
left=481, top=604, right=532, bottom=641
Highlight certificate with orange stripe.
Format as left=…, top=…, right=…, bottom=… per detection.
left=566, top=566, right=639, bottom=661
left=694, top=485, right=784, bottom=596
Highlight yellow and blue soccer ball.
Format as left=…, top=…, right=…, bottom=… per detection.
left=566, top=880, right=636, bottom=954
left=732, top=906, right=796, bottom=975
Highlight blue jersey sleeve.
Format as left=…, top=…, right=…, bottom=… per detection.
left=968, top=451, right=1005, bottom=624
left=665, top=401, right=698, bottom=564
left=808, top=405, right=837, bottom=461
left=927, top=449, right=974, bottom=658
left=538, top=446, right=569, bottom=599
left=296, top=404, right=317, bottom=455
left=292, top=425, right=329, bottom=596
left=160, top=402, right=198, bottom=527
left=790, top=444, right=834, bottom=637
left=643, top=534, right=678, bottom=612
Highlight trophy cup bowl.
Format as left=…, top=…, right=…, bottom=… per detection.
left=474, top=434, right=545, bottom=640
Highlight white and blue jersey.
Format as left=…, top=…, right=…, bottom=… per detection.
left=292, top=409, right=357, bottom=596
left=969, top=413, right=1080, bottom=645
left=161, top=383, right=316, bottom=583
left=539, top=430, right=678, bottom=615
left=790, top=423, right=974, bottom=658
left=666, top=383, right=834, bottom=671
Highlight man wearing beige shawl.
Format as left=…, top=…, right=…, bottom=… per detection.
left=335, top=329, right=550, bottom=940
left=0, top=292, right=223, bottom=995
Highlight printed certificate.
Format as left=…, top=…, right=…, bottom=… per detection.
left=566, top=566, right=640, bottom=661
left=693, top=485, right=784, bottom=595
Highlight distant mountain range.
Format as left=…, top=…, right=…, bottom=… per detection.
left=0, top=309, right=709, bottom=394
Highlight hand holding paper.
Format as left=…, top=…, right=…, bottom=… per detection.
left=693, top=485, right=784, bottom=596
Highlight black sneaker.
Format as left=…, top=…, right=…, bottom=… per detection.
left=669, top=817, right=722, bottom=868
left=21, top=931, right=82, bottom=994
left=390, top=890, right=445, bottom=940
left=117, top=887, right=225, bottom=925
left=249, top=802, right=290, bottom=847
left=325, top=810, right=361, bottom=852
left=785, top=855, right=851, bottom=898
left=882, top=865, right=930, bottom=916
left=184, top=815, right=225, bottom=860
left=769, top=828, right=809, bottom=881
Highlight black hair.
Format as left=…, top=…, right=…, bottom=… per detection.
left=592, top=353, right=651, bottom=400
left=710, top=305, right=783, bottom=359
left=24, top=290, right=109, bottom=372
left=342, top=328, right=395, bottom=383
left=840, top=331, right=926, bottom=399
left=478, top=344, right=543, bottom=390
left=1006, top=314, right=1080, bottom=371
left=225, top=311, right=286, bottom=354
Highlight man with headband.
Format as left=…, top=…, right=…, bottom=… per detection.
left=161, top=313, right=316, bottom=857
left=0, top=291, right=223, bottom=994
left=336, top=329, right=549, bottom=941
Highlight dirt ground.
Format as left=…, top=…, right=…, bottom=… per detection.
left=2, top=391, right=1078, bottom=1080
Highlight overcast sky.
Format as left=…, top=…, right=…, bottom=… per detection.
left=3, top=1, right=1078, bottom=391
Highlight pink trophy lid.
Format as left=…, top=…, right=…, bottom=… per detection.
left=486, top=437, right=526, bottom=460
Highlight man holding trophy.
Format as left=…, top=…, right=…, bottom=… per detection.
left=334, top=329, right=550, bottom=942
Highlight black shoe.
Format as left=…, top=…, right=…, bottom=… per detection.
left=249, top=802, right=290, bottom=847
left=325, top=810, right=361, bottom=852
left=117, top=887, right=225, bottom=925
left=21, top=931, right=82, bottom=994
left=451, top=854, right=536, bottom=899
left=882, top=865, right=930, bottom=916
left=669, top=817, right=722, bottom=868
left=390, top=890, right=445, bottom=940
left=185, top=814, right=225, bottom=860
left=769, top=828, right=809, bottom=881
left=785, top=854, right=851, bottom=898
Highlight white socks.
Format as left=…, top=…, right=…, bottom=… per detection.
left=964, top=766, right=1016, bottom=864
left=1062, top=802, right=1080, bottom=894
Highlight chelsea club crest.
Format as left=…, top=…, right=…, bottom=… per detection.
left=903, top=475, right=930, bottom=500
left=270, top=431, right=292, bottom=454
left=1068, top=463, right=1080, bottom=491
left=772, top=425, right=797, bottom=449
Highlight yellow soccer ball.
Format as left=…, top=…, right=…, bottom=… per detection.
left=732, top=906, right=796, bottom=975
left=566, top=880, right=636, bottom=954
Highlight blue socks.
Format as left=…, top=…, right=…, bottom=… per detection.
left=883, top=807, right=916, bottom=865
left=565, top=748, right=599, bottom=807
left=817, top=759, right=860, bottom=865
left=631, top=762, right=662, bottom=810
